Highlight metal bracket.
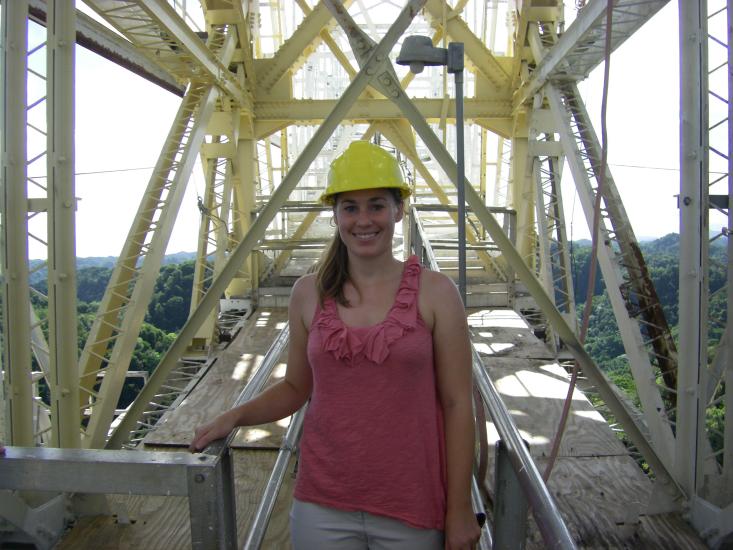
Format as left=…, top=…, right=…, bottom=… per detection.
left=0, top=490, right=69, bottom=549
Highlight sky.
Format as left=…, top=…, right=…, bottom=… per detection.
left=23, top=1, right=686, bottom=258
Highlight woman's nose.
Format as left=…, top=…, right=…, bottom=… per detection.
left=355, top=209, right=372, bottom=224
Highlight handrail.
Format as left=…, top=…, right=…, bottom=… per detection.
left=471, top=348, right=576, bottom=548
left=0, top=324, right=294, bottom=548
left=203, top=324, right=290, bottom=456
left=410, top=207, right=576, bottom=549
left=0, top=446, right=236, bottom=549
left=244, top=405, right=306, bottom=548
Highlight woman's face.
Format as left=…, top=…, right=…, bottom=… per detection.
left=333, top=188, right=403, bottom=258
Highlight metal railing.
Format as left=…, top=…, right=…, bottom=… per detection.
left=0, top=446, right=237, bottom=549
left=0, top=264, right=575, bottom=549
left=0, top=326, right=291, bottom=549
left=411, top=209, right=576, bottom=549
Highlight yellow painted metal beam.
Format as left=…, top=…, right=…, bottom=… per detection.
left=422, top=0, right=511, bottom=90
left=254, top=96, right=512, bottom=122
left=257, top=1, right=353, bottom=93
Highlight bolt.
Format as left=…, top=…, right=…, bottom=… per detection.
left=683, top=196, right=692, bottom=206
left=195, top=473, right=205, bottom=483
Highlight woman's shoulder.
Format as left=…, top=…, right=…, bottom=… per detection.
left=416, top=265, right=462, bottom=330
left=291, top=272, right=318, bottom=304
left=290, top=272, right=319, bottom=329
left=419, top=267, right=459, bottom=296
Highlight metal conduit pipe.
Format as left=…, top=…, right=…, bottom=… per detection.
left=471, top=348, right=576, bottom=549
left=244, top=405, right=306, bottom=548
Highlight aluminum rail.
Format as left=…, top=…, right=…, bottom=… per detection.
left=471, top=348, right=575, bottom=548
left=0, top=446, right=236, bottom=549
left=244, top=405, right=306, bottom=548
left=413, top=210, right=575, bottom=548
left=202, top=324, right=290, bottom=457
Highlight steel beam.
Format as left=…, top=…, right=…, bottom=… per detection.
left=46, top=0, right=80, bottom=449
left=253, top=96, right=512, bottom=123
left=141, top=0, right=245, bottom=103
left=422, top=0, right=510, bottom=90
left=677, top=0, right=707, bottom=499
left=83, top=0, right=247, bottom=107
left=80, top=27, right=239, bottom=448
left=516, top=0, right=669, bottom=108
left=545, top=82, right=677, bottom=472
left=83, top=83, right=221, bottom=449
left=257, top=0, right=353, bottom=93
left=28, top=0, right=184, bottom=96
left=1, top=0, right=34, bottom=446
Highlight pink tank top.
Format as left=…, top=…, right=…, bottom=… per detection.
left=295, top=255, right=446, bottom=530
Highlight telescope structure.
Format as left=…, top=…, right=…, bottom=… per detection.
left=0, top=0, right=730, bottom=548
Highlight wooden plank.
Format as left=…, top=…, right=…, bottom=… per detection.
left=142, top=308, right=289, bottom=448
left=468, top=307, right=705, bottom=548
left=233, top=449, right=294, bottom=548
left=479, top=455, right=704, bottom=550
left=56, top=449, right=295, bottom=549
left=636, top=513, right=709, bottom=550
left=482, top=362, right=627, bottom=458
left=528, top=458, right=704, bottom=550
left=468, top=308, right=557, bottom=359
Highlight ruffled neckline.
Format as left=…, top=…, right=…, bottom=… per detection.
left=314, top=256, right=422, bottom=365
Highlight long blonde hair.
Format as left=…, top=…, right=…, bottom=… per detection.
left=315, top=188, right=403, bottom=307
left=316, top=231, right=351, bottom=306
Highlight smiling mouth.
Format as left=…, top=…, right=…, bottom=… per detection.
left=353, top=232, right=378, bottom=240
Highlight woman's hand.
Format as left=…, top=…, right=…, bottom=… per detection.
left=189, top=410, right=238, bottom=452
left=444, top=504, right=482, bottom=550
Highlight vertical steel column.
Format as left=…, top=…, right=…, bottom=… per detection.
left=725, top=0, right=733, bottom=496
left=454, top=50, right=467, bottom=304
left=677, top=0, right=707, bottom=499
left=188, top=452, right=237, bottom=549
left=227, top=138, right=256, bottom=298
left=46, top=0, right=80, bottom=448
left=1, top=0, right=34, bottom=446
left=492, top=440, right=529, bottom=550
left=510, top=137, right=535, bottom=268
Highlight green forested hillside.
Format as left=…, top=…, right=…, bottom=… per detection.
left=30, top=259, right=195, bottom=407
left=569, top=234, right=726, bottom=458
left=25, top=237, right=725, bottom=424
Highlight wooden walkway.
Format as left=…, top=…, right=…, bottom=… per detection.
left=467, top=308, right=704, bottom=549
left=57, top=306, right=706, bottom=549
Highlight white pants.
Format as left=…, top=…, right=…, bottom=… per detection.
left=289, top=499, right=444, bottom=550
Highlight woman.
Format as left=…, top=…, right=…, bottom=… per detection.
left=191, top=141, right=481, bottom=549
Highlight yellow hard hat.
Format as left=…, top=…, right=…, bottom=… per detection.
left=320, top=141, right=411, bottom=205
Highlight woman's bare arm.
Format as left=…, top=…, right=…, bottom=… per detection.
left=189, top=276, right=314, bottom=451
left=425, top=271, right=481, bottom=549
